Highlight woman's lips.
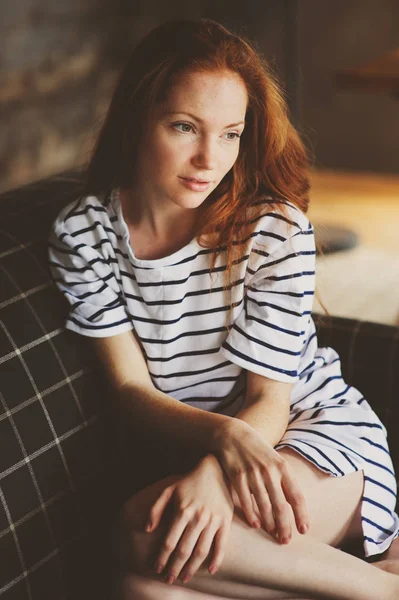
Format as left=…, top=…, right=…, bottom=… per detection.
left=179, top=177, right=211, bottom=192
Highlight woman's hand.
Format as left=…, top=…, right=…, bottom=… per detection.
left=146, top=455, right=234, bottom=585
left=212, top=419, right=309, bottom=545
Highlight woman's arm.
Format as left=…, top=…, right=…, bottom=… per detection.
left=200, top=372, right=291, bottom=479
left=207, top=370, right=309, bottom=542
left=234, top=370, right=292, bottom=446
left=91, top=330, right=232, bottom=464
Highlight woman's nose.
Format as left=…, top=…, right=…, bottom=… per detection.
left=192, top=138, right=218, bottom=170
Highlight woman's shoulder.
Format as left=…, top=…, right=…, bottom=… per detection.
left=47, top=190, right=120, bottom=275
left=247, top=195, right=311, bottom=234
left=50, top=190, right=112, bottom=236
left=245, top=195, right=311, bottom=247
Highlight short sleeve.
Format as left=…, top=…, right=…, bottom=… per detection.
left=47, top=217, right=134, bottom=338
left=220, top=220, right=316, bottom=383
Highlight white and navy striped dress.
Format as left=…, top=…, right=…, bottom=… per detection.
left=48, top=187, right=399, bottom=558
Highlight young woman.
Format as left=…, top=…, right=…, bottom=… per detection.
left=48, top=19, right=399, bottom=600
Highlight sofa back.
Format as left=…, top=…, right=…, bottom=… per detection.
left=0, top=173, right=122, bottom=600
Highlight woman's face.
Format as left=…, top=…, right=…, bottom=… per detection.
left=133, top=69, right=248, bottom=217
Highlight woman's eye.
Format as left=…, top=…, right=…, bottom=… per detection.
left=225, top=132, right=241, bottom=141
left=173, top=122, right=194, bottom=133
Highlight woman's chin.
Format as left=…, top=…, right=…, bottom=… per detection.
left=170, top=194, right=211, bottom=211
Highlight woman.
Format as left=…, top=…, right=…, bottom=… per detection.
left=48, top=19, right=399, bottom=600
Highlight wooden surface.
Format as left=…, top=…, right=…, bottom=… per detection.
left=309, top=169, right=399, bottom=253
left=308, top=169, right=399, bottom=325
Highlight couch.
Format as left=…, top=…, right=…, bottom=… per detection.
left=1, top=170, right=398, bottom=600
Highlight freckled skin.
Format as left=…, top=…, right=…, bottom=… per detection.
left=122, top=70, right=248, bottom=237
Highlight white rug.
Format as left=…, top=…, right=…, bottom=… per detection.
left=313, top=246, right=399, bottom=326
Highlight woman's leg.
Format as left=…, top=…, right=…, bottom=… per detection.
left=114, top=570, right=313, bottom=599
left=372, top=538, right=399, bottom=575
left=113, top=448, right=399, bottom=600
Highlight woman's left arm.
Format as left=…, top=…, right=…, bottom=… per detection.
left=200, top=373, right=291, bottom=490
left=146, top=380, right=298, bottom=583
left=200, top=375, right=290, bottom=490
left=234, top=371, right=292, bottom=447
left=200, top=373, right=309, bottom=544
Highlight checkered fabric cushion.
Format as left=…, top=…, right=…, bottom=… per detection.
left=0, top=170, right=398, bottom=599
left=0, top=172, right=126, bottom=600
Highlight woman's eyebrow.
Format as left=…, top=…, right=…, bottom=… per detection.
left=166, top=111, right=245, bottom=128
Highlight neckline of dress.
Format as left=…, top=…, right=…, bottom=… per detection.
left=110, top=187, right=201, bottom=269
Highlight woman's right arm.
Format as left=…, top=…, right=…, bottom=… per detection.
left=92, top=330, right=305, bottom=542
left=90, top=329, right=233, bottom=462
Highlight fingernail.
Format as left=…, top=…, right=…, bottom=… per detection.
left=155, top=564, right=164, bottom=574
left=182, top=574, right=190, bottom=583
left=252, top=520, right=261, bottom=528
left=166, top=575, right=175, bottom=585
left=300, top=524, right=308, bottom=534
left=209, top=565, right=217, bottom=575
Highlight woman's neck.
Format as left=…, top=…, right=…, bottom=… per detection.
left=119, top=186, right=199, bottom=242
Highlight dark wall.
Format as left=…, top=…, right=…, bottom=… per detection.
left=300, top=0, right=399, bottom=174
left=1, top=0, right=398, bottom=193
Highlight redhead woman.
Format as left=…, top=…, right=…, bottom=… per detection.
left=48, top=19, right=399, bottom=600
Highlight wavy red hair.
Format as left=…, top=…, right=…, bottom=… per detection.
left=84, top=19, right=315, bottom=327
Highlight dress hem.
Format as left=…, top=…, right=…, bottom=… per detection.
left=274, top=441, right=399, bottom=559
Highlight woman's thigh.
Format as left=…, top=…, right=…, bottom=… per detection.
left=117, top=474, right=181, bottom=533
left=273, top=447, right=364, bottom=547
left=112, top=475, right=246, bottom=599
left=111, top=474, right=181, bottom=572
left=113, top=569, right=237, bottom=600
left=114, top=571, right=313, bottom=600
left=112, top=455, right=363, bottom=599
left=113, top=449, right=364, bottom=572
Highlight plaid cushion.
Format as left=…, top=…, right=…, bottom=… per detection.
left=0, top=172, right=125, bottom=600
left=1, top=171, right=398, bottom=598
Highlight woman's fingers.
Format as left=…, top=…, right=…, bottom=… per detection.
left=235, top=473, right=261, bottom=528
left=267, top=479, right=292, bottom=543
left=147, top=485, right=175, bottom=532
left=245, top=460, right=308, bottom=542
left=155, top=512, right=190, bottom=574
left=281, top=469, right=309, bottom=534
left=178, top=521, right=221, bottom=584
left=248, top=476, right=276, bottom=534
left=207, top=522, right=229, bottom=575
left=164, top=514, right=209, bottom=583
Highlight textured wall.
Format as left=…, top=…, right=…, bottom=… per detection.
left=0, top=0, right=143, bottom=193
left=0, top=0, right=290, bottom=193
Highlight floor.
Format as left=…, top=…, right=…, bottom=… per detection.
left=307, top=168, right=399, bottom=325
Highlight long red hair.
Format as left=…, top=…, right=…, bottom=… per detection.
left=84, top=19, right=315, bottom=326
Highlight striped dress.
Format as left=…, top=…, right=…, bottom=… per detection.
left=47, top=186, right=399, bottom=558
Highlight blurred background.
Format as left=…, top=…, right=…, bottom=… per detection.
left=1, top=0, right=399, bottom=325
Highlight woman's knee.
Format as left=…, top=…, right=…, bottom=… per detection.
left=112, top=474, right=181, bottom=573
left=112, top=473, right=244, bottom=578
left=114, top=571, right=182, bottom=600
